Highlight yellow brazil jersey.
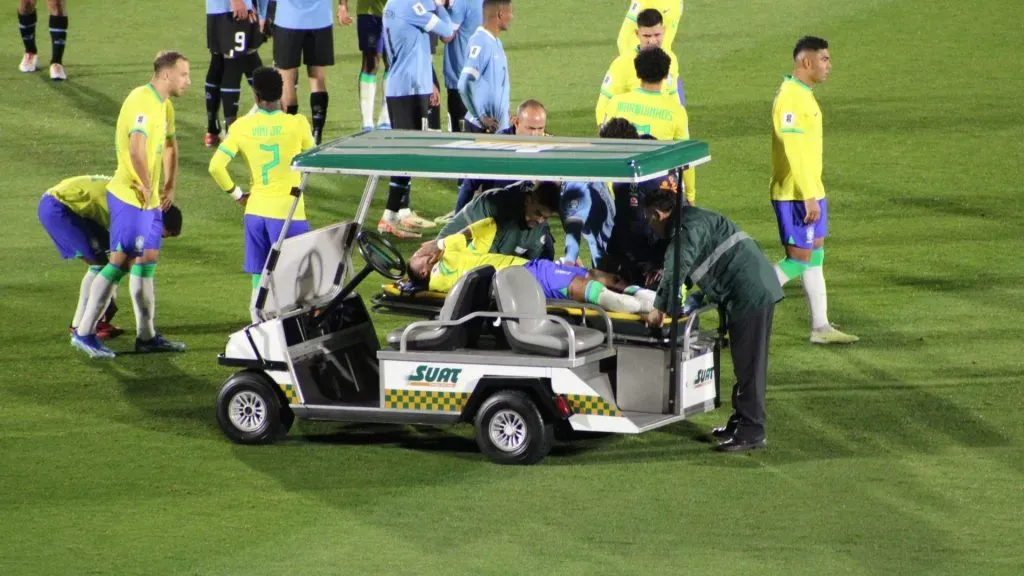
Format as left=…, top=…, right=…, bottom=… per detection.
left=617, top=0, right=683, bottom=57
left=770, top=76, right=825, bottom=201
left=48, top=175, right=113, bottom=229
left=595, top=47, right=680, bottom=127
left=208, top=109, right=316, bottom=220
left=428, top=218, right=526, bottom=293
left=109, top=84, right=175, bottom=209
left=357, top=0, right=386, bottom=16
left=604, top=87, right=696, bottom=203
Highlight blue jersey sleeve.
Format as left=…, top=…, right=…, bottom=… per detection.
left=458, top=37, right=494, bottom=121
left=449, top=0, right=468, bottom=29
left=406, top=1, right=454, bottom=36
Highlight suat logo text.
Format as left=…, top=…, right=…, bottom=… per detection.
left=408, top=365, right=463, bottom=385
left=692, top=368, right=714, bottom=388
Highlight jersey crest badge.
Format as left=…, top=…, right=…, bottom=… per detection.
left=412, top=2, right=427, bottom=16
left=469, top=45, right=481, bottom=59
left=782, top=112, right=795, bottom=127
left=135, top=114, right=147, bottom=127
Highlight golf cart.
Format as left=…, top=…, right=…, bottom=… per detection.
left=216, top=130, right=718, bottom=465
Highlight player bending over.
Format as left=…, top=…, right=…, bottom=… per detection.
left=208, top=66, right=316, bottom=322
left=38, top=175, right=183, bottom=341
left=407, top=218, right=655, bottom=315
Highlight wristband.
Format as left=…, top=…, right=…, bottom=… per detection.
left=436, top=238, right=445, bottom=250
left=229, top=186, right=245, bottom=201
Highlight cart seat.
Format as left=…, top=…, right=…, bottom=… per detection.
left=386, top=265, right=495, bottom=351
left=494, top=267, right=605, bottom=357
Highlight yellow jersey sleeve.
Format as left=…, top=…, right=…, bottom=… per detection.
left=208, top=128, right=241, bottom=193
left=166, top=100, right=177, bottom=140
left=596, top=57, right=631, bottom=127
left=465, top=218, right=499, bottom=254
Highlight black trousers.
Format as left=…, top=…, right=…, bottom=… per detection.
left=726, top=303, right=775, bottom=440
left=447, top=88, right=468, bottom=132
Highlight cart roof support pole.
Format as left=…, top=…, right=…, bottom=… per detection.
left=667, top=166, right=686, bottom=415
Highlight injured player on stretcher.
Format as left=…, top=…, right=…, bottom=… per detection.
left=406, top=218, right=656, bottom=314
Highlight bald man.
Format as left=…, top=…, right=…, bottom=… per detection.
left=435, top=98, right=549, bottom=225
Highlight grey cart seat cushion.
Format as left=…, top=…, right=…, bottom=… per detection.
left=387, top=265, right=495, bottom=351
left=494, top=267, right=605, bottom=356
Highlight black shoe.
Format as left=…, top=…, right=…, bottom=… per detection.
left=713, top=436, right=766, bottom=453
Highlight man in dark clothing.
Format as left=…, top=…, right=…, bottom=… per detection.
left=415, top=181, right=560, bottom=266
left=643, top=189, right=784, bottom=452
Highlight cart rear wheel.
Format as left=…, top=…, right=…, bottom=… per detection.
left=216, top=371, right=292, bottom=444
left=473, top=390, right=553, bottom=465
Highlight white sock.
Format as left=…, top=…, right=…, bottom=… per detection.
left=250, top=287, right=262, bottom=324
left=382, top=209, right=398, bottom=222
left=397, top=207, right=413, bottom=218
left=378, top=75, right=391, bottom=126
left=77, top=270, right=121, bottom=337
left=130, top=270, right=157, bottom=341
left=774, top=263, right=791, bottom=286
left=802, top=265, right=829, bottom=331
left=359, top=73, right=376, bottom=128
left=597, top=290, right=644, bottom=314
left=72, top=266, right=102, bottom=328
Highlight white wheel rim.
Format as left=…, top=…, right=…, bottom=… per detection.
left=228, top=390, right=268, bottom=433
left=488, top=409, right=528, bottom=453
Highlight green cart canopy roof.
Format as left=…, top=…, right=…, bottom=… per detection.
left=291, top=130, right=710, bottom=183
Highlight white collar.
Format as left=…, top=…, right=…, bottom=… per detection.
left=475, top=26, right=496, bottom=40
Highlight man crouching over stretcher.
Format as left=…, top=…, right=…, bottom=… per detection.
left=407, top=217, right=656, bottom=314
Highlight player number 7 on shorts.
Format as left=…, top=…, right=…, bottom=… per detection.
left=259, top=143, right=280, bottom=185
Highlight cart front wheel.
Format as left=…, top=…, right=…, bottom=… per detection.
left=473, top=390, right=553, bottom=465
left=216, top=371, right=292, bottom=444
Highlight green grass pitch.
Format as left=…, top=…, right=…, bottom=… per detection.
left=1, top=0, right=1022, bottom=574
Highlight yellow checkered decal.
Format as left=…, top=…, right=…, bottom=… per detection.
left=279, top=383, right=300, bottom=405
left=385, top=389, right=471, bottom=412
left=564, top=394, right=620, bottom=417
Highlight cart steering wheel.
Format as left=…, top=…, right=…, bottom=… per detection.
left=356, top=230, right=406, bottom=280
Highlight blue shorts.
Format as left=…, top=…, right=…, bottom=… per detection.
left=108, top=192, right=163, bottom=256
left=356, top=14, right=383, bottom=54
left=772, top=198, right=829, bottom=249
left=524, top=260, right=589, bottom=299
left=37, top=193, right=108, bottom=261
left=243, top=214, right=311, bottom=274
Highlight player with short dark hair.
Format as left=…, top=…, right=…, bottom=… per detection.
left=208, top=67, right=317, bottom=322
left=337, top=0, right=392, bottom=130
left=616, top=0, right=683, bottom=59
left=433, top=181, right=560, bottom=262
left=770, top=36, right=857, bottom=344
left=204, top=0, right=269, bottom=147
left=457, top=0, right=512, bottom=134
left=17, top=0, right=68, bottom=80
left=597, top=8, right=684, bottom=126
left=378, top=0, right=456, bottom=238
left=72, top=52, right=191, bottom=358
left=603, top=47, right=696, bottom=204
left=268, top=0, right=338, bottom=144
left=38, top=175, right=183, bottom=341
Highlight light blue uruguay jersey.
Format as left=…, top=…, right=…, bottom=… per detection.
left=207, top=0, right=263, bottom=14
left=459, top=27, right=510, bottom=130
left=384, top=0, right=454, bottom=97
left=275, top=0, right=334, bottom=30
left=442, top=0, right=483, bottom=89
left=560, top=181, right=616, bottom=267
